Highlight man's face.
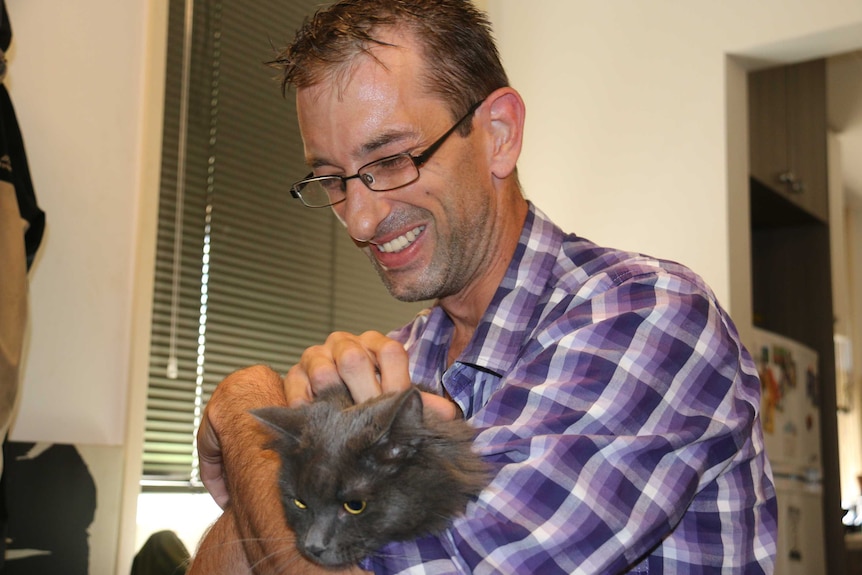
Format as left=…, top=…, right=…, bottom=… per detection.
left=296, top=32, right=494, bottom=302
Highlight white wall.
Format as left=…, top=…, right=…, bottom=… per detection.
left=6, top=0, right=155, bottom=445
left=4, top=0, right=862, bottom=573
left=487, top=0, right=862, bottom=313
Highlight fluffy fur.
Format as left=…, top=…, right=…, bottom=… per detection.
left=252, top=387, right=490, bottom=568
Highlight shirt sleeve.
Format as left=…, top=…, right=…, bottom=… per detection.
left=366, top=267, right=775, bottom=574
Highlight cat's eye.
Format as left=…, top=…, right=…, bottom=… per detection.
left=293, top=498, right=307, bottom=510
left=343, top=500, right=366, bottom=515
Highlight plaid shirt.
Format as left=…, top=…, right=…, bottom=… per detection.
left=362, top=204, right=777, bottom=574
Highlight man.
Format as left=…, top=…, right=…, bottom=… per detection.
left=191, top=1, right=778, bottom=573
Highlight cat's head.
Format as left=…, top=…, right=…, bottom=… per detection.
left=253, top=387, right=479, bottom=567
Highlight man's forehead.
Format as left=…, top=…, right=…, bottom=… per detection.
left=301, top=25, right=426, bottom=97
left=295, top=42, right=434, bottom=119
left=296, top=80, right=448, bottom=169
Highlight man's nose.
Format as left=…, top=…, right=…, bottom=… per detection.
left=337, top=178, right=390, bottom=243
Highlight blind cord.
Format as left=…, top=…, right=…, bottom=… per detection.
left=167, top=0, right=196, bottom=380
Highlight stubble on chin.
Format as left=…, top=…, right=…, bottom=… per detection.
left=363, top=199, right=490, bottom=303
left=368, top=241, right=472, bottom=304
left=373, top=261, right=442, bottom=303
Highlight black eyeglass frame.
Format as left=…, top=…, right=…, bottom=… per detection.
left=289, top=99, right=484, bottom=208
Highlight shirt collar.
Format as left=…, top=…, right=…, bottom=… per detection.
left=443, top=202, right=565, bottom=375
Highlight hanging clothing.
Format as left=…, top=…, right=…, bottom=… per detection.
left=0, top=1, right=45, bottom=267
left=0, top=1, right=46, bottom=570
left=0, top=0, right=46, bottom=444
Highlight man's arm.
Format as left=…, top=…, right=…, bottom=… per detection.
left=192, top=364, right=368, bottom=574
left=187, top=508, right=251, bottom=574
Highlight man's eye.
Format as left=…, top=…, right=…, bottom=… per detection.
left=319, top=178, right=342, bottom=191
left=374, top=155, right=412, bottom=172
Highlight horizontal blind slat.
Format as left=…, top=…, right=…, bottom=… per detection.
left=143, top=0, right=428, bottom=489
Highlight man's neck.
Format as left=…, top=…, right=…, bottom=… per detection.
left=440, top=196, right=528, bottom=366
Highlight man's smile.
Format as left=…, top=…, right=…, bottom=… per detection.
left=375, top=225, right=426, bottom=254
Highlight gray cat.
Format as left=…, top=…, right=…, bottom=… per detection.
left=252, top=386, right=490, bottom=568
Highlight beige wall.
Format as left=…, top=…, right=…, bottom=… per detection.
left=6, top=0, right=159, bottom=446
left=487, top=0, right=862, bottom=314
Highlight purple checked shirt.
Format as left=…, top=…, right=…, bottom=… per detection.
left=361, top=204, right=778, bottom=574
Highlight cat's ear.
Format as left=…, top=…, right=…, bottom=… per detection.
left=250, top=406, right=303, bottom=450
left=389, top=387, right=424, bottom=429
left=369, top=388, right=424, bottom=461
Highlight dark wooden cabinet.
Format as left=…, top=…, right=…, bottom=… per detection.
left=748, top=58, right=845, bottom=574
left=848, top=534, right=862, bottom=575
left=749, top=59, right=828, bottom=222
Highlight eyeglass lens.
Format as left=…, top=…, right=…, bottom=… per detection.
left=292, top=99, right=482, bottom=208
left=297, top=154, right=420, bottom=207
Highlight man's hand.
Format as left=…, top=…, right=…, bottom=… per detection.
left=193, top=364, right=371, bottom=574
left=198, top=365, right=286, bottom=509
left=284, top=330, right=460, bottom=420
left=284, top=331, right=410, bottom=404
left=197, top=402, right=229, bottom=509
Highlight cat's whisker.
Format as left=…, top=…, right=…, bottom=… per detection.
left=195, top=534, right=297, bottom=550
left=366, top=545, right=417, bottom=563
left=250, top=548, right=303, bottom=574
left=191, top=535, right=308, bottom=575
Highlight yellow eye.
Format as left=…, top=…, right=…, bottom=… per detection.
left=293, top=498, right=307, bottom=509
left=343, top=500, right=366, bottom=515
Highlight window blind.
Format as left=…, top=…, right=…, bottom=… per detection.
left=143, top=0, right=428, bottom=489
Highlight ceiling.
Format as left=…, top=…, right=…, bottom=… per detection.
left=828, top=50, right=862, bottom=208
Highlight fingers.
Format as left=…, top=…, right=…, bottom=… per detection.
left=373, top=334, right=412, bottom=394
left=420, top=390, right=463, bottom=421
left=282, top=331, right=465, bottom=424
left=283, top=363, right=315, bottom=407
left=197, top=365, right=287, bottom=508
left=197, top=411, right=229, bottom=508
left=330, top=335, right=384, bottom=402
left=284, top=331, right=411, bottom=404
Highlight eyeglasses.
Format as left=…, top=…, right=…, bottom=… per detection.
left=289, top=100, right=484, bottom=208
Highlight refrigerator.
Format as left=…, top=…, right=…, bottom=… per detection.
left=751, top=327, right=826, bottom=575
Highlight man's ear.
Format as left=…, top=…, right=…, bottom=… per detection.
left=482, top=87, right=525, bottom=180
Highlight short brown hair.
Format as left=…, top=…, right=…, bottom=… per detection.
left=273, top=0, right=509, bottom=125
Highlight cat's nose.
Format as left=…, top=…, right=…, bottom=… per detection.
left=304, top=541, right=326, bottom=559
left=303, top=526, right=329, bottom=559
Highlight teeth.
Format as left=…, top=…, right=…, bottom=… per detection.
left=378, top=226, right=425, bottom=254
